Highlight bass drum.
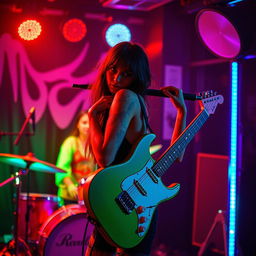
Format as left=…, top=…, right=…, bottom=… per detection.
left=38, top=204, right=94, bottom=256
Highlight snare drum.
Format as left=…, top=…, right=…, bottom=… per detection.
left=18, top=193, right=60, bottom=241
left=38, top=204, right=94, bottom=256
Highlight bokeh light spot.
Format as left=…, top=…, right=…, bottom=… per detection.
left=18, top=20, right=42, bottom=41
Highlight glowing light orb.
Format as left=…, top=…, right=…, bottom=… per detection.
left=196, top=9, right=241, bottom=59
left=18, top=20, right=42, bottom=41
left=63, top=18, right=87, bottom=42
left=105, top=24, right=131, bottom=47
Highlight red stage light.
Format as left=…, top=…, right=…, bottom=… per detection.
left=62, top=18, right=87, bottom=42
left=18, top=20, right=42, bottom=41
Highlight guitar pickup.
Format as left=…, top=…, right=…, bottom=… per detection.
left=115, top=191, right=135, bottom=214
left=146, top=168, right=158, bottom=183
left=134, top=180, right=147, bottom=196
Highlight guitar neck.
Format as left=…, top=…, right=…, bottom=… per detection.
left=153, top=108, right=209, bottom=177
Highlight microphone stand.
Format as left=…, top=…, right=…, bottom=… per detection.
left=12, top=108, right=35, bottom=248
left=14, top=107, right=35, bottom=145
left=0, top=107, right=35, bottom=254
left=0, top=107, right=35, bottom=142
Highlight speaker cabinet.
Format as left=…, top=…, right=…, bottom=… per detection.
left=192, top=153, right=229, bottom=254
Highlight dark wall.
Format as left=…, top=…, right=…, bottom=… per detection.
left=238, top=58, right=256, bottom=256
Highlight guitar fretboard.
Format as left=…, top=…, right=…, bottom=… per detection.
left=152, top=109, right=209, bottom=177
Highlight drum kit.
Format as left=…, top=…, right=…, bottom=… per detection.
left=0, top=152, right=94, bottom=256
left=0, top=138, right=162, bottom=256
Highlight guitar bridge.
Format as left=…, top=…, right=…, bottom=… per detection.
left=115, top=191, right=135, bottom=214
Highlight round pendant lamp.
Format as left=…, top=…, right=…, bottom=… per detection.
left=195, top=5, right=256, bottom=59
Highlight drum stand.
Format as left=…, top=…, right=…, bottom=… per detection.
left=0, top=168, right=30, bottom=255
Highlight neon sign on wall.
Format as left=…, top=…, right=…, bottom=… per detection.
left=0, top=33, right=103, bottom=129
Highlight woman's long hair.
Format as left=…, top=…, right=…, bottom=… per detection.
left=70, top=110, right=94, bottom=161
left=91, top=41, right=151, bottom=104
left=70, top=110, right=88, bottom=137
left=91, top=41, right=151, bottom=129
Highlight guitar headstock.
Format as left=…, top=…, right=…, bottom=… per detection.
left=199, top=91, right=224, bottom=115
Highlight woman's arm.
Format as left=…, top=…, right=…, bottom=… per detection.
left=161, top=86, right=187, bottom=161
left=88, top=89, right=137, bottom=168
left=56, top=136, right=78, bottom=198
left=55, top=136, right=76, bottom=186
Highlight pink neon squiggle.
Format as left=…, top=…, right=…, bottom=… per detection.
left=0, top=34, right=20, bottom=102
left=0, top=33, right=101, bottom=129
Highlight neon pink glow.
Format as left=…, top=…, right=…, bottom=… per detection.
left=0, top=33, right=102, bottom=129
left=197, top=10, right=241, bottom=59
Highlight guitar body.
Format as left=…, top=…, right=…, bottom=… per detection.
left=83, top=134, right=180, bottom=248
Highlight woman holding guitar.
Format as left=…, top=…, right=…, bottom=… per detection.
left=85, top=41, right=187, bottom=256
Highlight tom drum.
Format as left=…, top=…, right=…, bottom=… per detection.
left=18, top=193, right=60, bottom=241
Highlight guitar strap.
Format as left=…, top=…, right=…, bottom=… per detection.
left=137, top=94, right=154, bottom=134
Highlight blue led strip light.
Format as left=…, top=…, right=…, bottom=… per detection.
left=228, top=62, right=238, bottom=256
left=227, top=0, right=245, bottom=6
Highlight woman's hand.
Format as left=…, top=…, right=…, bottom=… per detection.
left=161, top=86, right=187, bottom=115
left=67, top=183, right=78, bottom=199
left=88, top=96, right=114, bottom=117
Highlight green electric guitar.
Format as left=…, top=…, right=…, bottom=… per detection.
left=83, top=92, right=224, bottom=249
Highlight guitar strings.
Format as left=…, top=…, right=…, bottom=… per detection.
left=124, top=110, right=209, bottom=202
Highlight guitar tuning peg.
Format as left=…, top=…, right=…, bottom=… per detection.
left=199, top=90, right=218, bottom=98
left=200, top=91, right=206, bottom=98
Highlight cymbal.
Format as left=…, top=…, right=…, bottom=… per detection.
left=0, top=152, right=65, bottom=174
left=149, top=144, right=162, bottom=155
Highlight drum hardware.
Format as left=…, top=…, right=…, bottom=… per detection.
left=0, top=152, right=65, bottom=255
left=77, top=178, right=86, bottom=206
left=0, top=167, right=29, bottom=256
left=0, top=237, right=32, bottom=256
left=81, top=210, right=91, bottom=256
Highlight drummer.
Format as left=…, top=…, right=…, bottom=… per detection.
left=55, top=111, right=97, bottom=206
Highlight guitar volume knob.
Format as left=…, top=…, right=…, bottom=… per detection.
left=137, top=226, right=145, bottom=233
left=139, top=216, right=146, bottom=223
left=136, top=206, right=145, bottom=214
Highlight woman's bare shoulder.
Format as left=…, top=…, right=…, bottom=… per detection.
left=110, top=89, right=140, bottom=117
left=113, top=89, right=139, bottom=105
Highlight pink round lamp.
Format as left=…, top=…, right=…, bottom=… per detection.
left=196, top=9, right=241, bottom=59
